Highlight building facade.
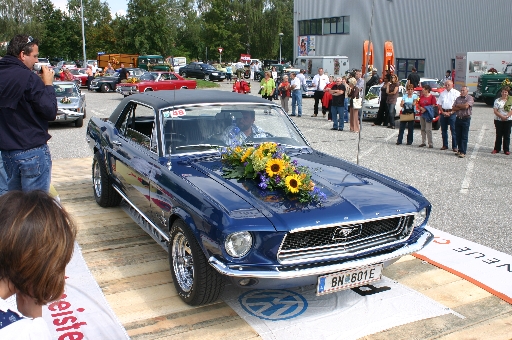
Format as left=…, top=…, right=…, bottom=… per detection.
left=293, top=0, right=512, bottom=80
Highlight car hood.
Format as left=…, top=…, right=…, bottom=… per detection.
left=179, top=151, right=427, bottom=232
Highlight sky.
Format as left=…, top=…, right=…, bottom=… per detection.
left=51, top=0, right=127, bottom=17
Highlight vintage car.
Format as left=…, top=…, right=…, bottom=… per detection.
left=179, top=62, right=226, bottom=81
left=69, top=68, right=88, bottom=87
left=116, top=72, right=197, bottom=96
left=90, top=68, right=145, bottom=93
left=86, top=90, right=433, bottom=306
left=53, top=81, right=86, bottom=127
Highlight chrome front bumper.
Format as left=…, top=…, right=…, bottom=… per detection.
left=116, top=87, right=138, bottom=96
left=209, top=229, right=433, bottom=279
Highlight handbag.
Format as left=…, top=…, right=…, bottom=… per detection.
left=352, top=97, right=362, bottom=109
left=400, top=113, right=415, bottom=122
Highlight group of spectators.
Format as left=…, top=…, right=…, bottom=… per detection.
left=0, top=35, right=77, bottom=339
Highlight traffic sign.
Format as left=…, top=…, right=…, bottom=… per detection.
left=218, top=48, right=223, bottom=54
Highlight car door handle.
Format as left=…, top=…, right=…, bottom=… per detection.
left=112, top=140, right=122, bottom=146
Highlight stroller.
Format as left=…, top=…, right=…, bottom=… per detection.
left=232, top=79, right=251, bottom=94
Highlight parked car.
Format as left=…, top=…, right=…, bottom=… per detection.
left=179, top=62, right=226, bottom=81
left=68, top=68, right=88, bottom=87
left=116, top=71, right=197, bottom=96
left=362, top=84, right=404, bottom=120
left=414, top=78, right=445, bottom=99
left=89, top=68, right=145, bottom=93
left=55, top=60, right=77, bottom=72
left=53, top=81, right=86, bottom=127
left=86, top=90, right=433, bottom=306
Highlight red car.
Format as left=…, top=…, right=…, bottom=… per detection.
left=116, top=72, right=197, bottom=96
left=69, top=68, right=89, bottom=87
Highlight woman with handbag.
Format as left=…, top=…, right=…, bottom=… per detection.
left=278, top=75, right=291, bottom=113
left=260, top=71, right=275, bottom=101
left=418, top=84, right=437, bottom=148
left=348, top=77, right=361, bottom=132
left=396, top=84, right=418, bottom=145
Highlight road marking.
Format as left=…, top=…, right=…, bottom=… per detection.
left=460, top=124, right=486, bottom=194
left=351, top=130, right=398, bottom=162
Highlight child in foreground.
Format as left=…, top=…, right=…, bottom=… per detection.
left=0, top=190, right=77, bottom=339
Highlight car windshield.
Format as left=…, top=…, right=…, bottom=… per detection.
left=147, top=58, right=165, bottom=64
left=69, top=69, right=85, bottom=75
left=53, top=84, right=78, bottom=98
left=368, top=86, right=381, bottom=97
left=161, top=104, right=308, bottom=155
left=202, top=64, right=216, bottom=71
left=420, top=80, right=440, bottom=88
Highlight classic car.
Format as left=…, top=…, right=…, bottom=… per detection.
left=53, top=81, right=86, bottom=127
left=179, top=62, right=226, bottom=81
left=362, top=84, right=404, bottom=120
left=116, top=71, right=197, bottom=96
left=90, top=68, right=145, bottom=93
left=69, top=68, right=88, bottom=87
left=86, top=90, right=433, bottom=306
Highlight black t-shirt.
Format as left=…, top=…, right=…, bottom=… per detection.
left=331, top=84, right=346, bottom=107
left=407, top=72, right=420, bottom=87
left=119, top=68, right=128, bottom=80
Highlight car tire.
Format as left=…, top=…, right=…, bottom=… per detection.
left=182, top=72, right=187, bottom=78
left=92, top=152, right=122, bottom=207
left=204, top=74, right=210, bottom=81
left=101, top=83, right=111, bottom=93
left=74, top=116, right=84, bottom=128
left=433, top=120, right=441, bottom=130
left=169, top=219, right=224, bottom=306
left=82, top=108, right=86, bottom=119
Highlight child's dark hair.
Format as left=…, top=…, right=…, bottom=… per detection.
left=0, top=191, right=76, bottom=305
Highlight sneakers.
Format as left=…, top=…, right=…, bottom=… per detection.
left=458, top=153, right=466, bottom=158
left=311, top=114, right=318, bottom=117
left=491, top=150, right=498, bottom=154
left=418, top=144, right=426, bottom=147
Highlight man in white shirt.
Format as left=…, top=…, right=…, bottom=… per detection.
left=437, top=80, right=460, bottom=152
left=290, top=72, right=302, bottom=117
left=311, top=68, right=329, bottom=117
left=296, top=69, right=307, bottom=92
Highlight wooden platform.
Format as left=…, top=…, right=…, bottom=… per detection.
left=54, top=158, right=512, bottom=340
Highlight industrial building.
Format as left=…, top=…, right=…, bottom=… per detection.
left=293, top=0, right=512, bottom=80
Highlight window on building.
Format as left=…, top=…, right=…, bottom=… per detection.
left=396, top=58, right=425, bottom=80
left=299, top=19, right=323, bottom=35
left=321, top=16, right=350, bottom=35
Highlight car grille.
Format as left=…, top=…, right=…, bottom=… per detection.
left=277, top=215, right=414, bottom=264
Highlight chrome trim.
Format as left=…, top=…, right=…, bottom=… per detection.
left=277, top=216, right=415, bottom=265
left=112, top=186, right=169, bottom=242
left=208, top=229, right=433, bottom=279
left=288, top=213, right=416, bottom=233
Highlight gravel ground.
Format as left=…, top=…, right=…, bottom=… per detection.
left=49, top=81, right=512, bottom=255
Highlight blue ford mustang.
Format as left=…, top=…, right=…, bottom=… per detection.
left=86, top=90, right=433, bottom=306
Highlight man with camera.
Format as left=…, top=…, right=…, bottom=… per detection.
left=0, top=34, right=57, bottom=193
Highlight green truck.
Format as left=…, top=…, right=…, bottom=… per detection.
left=474, top=63, right=512, bottom=106
left=137, top=55, right=171, bottom=72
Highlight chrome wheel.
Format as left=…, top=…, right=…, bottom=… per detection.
left=93, top=159, right=102, bottom=198
left=172, top=230, right=194, bottom=292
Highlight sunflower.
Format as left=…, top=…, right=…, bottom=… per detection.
left=240, top=148, right=254, bottom=162
left=285, top=174, right=302, bottom=194
left=265, top=158, right=285, bottom=177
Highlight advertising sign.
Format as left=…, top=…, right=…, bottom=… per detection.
left=298, top=36, right=315, bottom=56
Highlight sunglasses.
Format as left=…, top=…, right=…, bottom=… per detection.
left=27, top=36, right=33, bottom=44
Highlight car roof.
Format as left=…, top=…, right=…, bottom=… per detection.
left=109, top=90, right=275, bottom=123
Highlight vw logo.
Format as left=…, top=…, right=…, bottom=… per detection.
left=239, top=289, right=308, bottom=321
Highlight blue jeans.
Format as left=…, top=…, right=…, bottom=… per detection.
left=291, top=90, right=302, bottom=116
left=440, top=114, right=457, bottom=149
left=2, top=144, right=52, bottom=192
left=455, top=117, right=471, bottom=155
left=331, top=106, right=344, bottom=130
left=397, top=121, right=414, bottom=144
left=387, top=103, right=396, bottom=127
left=0, top=159, right=7, bottom=196
left=344, top=98, right=349, bottom=122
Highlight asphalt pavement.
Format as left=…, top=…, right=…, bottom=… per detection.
left=49, top=81, right=512, bottom=256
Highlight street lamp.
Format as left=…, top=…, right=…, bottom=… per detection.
left=278, top=32, right=284, bottom=64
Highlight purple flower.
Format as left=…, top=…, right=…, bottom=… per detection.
left=292, top=160, right=298, bottom=166
left=244, top=162, right=248, bottom=166
left=259, top=182, right=268, bottom=189
left=275, top=175, right=281, bottom=184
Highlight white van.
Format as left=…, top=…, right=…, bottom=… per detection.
left=172, top=57, right=187, bottom=73
left=295, top=56, right=350, bottom=77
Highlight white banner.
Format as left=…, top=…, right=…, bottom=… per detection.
left=222, top=276, right=457, bottom=340
left=414, top=227, right=512, bottom=304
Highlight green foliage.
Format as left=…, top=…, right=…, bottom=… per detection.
left=0, top=0, right=294, bottom=62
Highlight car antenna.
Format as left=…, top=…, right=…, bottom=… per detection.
left=357, top=0, right=376, bottom=166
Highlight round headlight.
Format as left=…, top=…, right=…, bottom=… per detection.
left=225, top=231, right=252, bottom=258
left=413, top=208, right=427, bottom=227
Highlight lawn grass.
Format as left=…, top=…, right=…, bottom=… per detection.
left=194, top=79, right=221, bottom=88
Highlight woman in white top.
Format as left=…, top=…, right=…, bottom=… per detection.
left=492, top=86, right=512, bottom=154
left=0, top=191, right=76, bottom=339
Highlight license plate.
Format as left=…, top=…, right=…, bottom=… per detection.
left=316, top=263, right=383, bottom=295
left=220, top=76, right=225, bottom=78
